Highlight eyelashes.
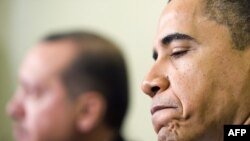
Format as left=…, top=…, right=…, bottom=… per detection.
left=170, top=48, right=189, bottom=59
left=153, top=47, right=190, bottom=61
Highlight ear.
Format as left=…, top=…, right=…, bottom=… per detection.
left=75, top=92, right=106, bottom=133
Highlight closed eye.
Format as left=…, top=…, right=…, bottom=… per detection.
left=170, top=48, right=188, bottom=58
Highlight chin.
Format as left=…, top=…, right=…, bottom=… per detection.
left=157, top=126, right=178, bottom=141
left=157, top=126, right=198, bottom=141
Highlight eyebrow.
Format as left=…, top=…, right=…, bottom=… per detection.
left=161, top=33, right=195, bottom=45
left=152, top=33, right=195, bottom=60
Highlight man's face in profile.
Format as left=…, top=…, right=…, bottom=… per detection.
left=142, top=0, right=250, bottom=141
left=7, top=41, right=77, bottom=141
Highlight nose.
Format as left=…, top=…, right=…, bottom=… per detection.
left=141, top=64, right=170, bottom=97
left=6, top=96, right=25, bottom=121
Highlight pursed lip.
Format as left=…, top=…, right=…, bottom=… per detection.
left=151, top=105, right=178, bottom=115
left=151, top=105, right=181, bottom=134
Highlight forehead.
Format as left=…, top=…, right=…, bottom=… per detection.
left=156, top=0, right=206, bottom=41
left=154, top=0, right=233, bottom=51
left=19, top=40, right=76, bottom=85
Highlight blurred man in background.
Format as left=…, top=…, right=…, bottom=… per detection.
left=7, top=31, right=129, bottom=141
left=142, top=0, right=250, bottom=141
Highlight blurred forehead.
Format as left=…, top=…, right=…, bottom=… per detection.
left=19, top=40, right=76, bottom=85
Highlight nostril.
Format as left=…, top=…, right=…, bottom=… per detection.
left=151, top=86, right=160, bottom=95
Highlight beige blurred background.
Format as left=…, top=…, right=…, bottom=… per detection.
left=0, top=0, right=165, bottom=141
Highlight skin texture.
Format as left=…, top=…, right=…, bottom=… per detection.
left=6, top=40, right=111, bottom=141
left=141, top=0, right=250, bottom=141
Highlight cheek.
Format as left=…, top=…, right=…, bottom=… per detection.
left=25, top=94, right=75, bottom=140
left=171, top=53, right=239, bottom=127
left=170, top=53, right=223, bottom=117
left=171, top=65, right=211, bottom=114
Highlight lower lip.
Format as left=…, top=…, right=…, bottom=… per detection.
left=152, top=108, right=180, bottom=133
left=152, top=108, right=177, bottom=118
left=152, top=107, right=177, bottom=115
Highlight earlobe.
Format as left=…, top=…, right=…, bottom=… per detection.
left=75, top=92, right=106, bottom=133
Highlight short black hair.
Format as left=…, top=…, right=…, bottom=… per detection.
left=43, top=31, right=129, bottom=131
left=204, top=0, right=250, bottom=50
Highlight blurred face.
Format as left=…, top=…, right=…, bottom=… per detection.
left=7, top=41, right=78, bottom=141
left=142, top=0, right=250, bottom=141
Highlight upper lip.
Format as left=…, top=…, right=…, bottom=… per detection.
left=151, top=105, right=178, bottom=115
